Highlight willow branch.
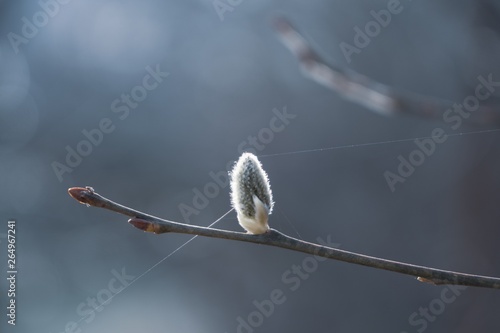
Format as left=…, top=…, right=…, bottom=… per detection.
left=273, top=17, right=500, bottom=125
left=68, top=187, right=500, bottom=290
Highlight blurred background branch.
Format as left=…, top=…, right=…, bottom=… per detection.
left=274, top=17, right=500, bottom=125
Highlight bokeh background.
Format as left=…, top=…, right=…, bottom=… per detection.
left=1, top=0, right=500, bottom=332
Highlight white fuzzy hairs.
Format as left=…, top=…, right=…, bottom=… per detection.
left=229, top=152, right=274, bottom=234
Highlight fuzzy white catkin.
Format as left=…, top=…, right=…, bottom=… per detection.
left=229, top=152, right=274, bottom=234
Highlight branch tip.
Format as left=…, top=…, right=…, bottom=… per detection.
left=68, top=187, right=93, bottom=205
left=272, top=16, right=291, bottom=33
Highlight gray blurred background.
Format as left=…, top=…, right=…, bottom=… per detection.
left=1, top=0, right=500, bottom=332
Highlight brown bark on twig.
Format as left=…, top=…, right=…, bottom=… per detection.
left=68, top=186, right=500, bottom=290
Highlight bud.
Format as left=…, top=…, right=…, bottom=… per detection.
left=229, top=152, right=274, bottom=234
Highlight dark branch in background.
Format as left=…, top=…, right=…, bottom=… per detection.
left=69, top=187, right=500, bottom=290
left=273, top=17, right=500, bottom=125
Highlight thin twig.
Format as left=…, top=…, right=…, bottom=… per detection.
left=68, top=186, right=500, bottom=290
left=273, top=17, right=500, bottom=125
